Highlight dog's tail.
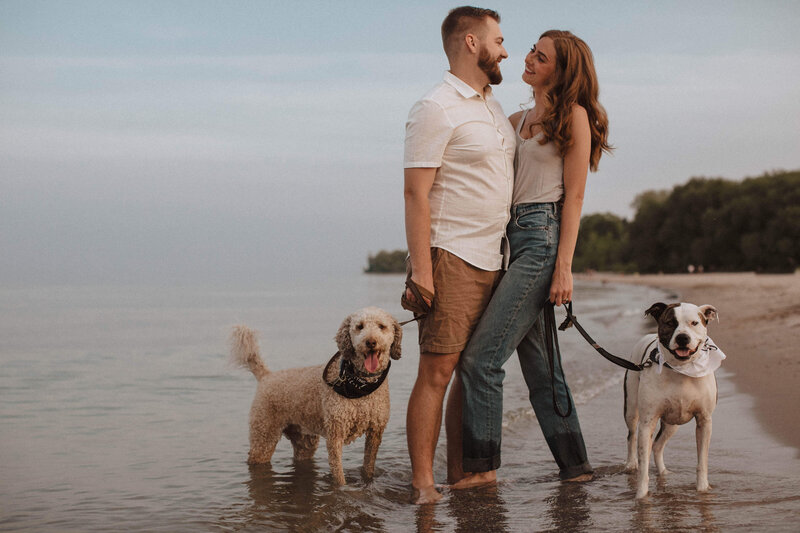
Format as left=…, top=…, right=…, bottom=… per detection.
left=229, top=325, right=270, bottom=381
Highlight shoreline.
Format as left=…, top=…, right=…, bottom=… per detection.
left=577, top=271, right=800, bottom=454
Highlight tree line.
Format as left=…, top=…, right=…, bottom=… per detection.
left=366, top=170, right=799, bottom=274
left=574, top=170, right=799, bottom=273
left=365, top=249, right=407, bottom=273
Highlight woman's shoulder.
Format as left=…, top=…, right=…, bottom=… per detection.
left=570, top=103, right=588, bottom=119
left=569, top=104, right=589, bottom=129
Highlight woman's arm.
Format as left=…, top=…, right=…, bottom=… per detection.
left=549, top=105, right=591, bottom=306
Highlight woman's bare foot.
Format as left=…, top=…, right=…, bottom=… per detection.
left=411, top=485, right=443, bottom=504
left=448, top=470, right=497, bottom=489
left=562, top=472, right=593, bottom=483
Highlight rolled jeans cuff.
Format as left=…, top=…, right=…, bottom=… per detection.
left=463, top=453, right=501, bottom=473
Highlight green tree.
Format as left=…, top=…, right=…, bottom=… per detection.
left=624, top=170, right=799, bottom=273
left=574, top=213, right=633, bottom=272
left=365, top=249, right=407, bottom=273
left=625, top=189, right=669, bottom=272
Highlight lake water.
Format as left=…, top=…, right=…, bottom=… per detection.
left=2, top=275, right=799, bottom=531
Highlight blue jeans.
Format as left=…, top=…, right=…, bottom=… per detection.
left=460, top=202, right=592, bottom=479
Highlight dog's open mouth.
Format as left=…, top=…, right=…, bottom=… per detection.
left=672, top=347, right=696, bottom=360
left=364, top=350, right=380, bottom=373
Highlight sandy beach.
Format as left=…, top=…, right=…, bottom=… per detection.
left=578, top=271, right=800, bottom=454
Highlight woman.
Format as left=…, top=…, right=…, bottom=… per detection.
left=456, top=30, right=611, bottom=486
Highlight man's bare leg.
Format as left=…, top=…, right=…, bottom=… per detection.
left=407, top=352, right=459, bottom=504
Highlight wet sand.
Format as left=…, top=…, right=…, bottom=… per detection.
left=577, top=271, right=800, bottom=454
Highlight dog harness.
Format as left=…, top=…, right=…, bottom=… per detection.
left=323, top=351, right=390, bottom=399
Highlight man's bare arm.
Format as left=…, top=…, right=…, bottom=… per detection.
left=404, top=167, right=437, bottom=302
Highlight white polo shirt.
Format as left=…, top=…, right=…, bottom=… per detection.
left=404, top=71, right=515, bottom=271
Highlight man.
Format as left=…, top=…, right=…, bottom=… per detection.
left=403, top=6, right=514, bottom=504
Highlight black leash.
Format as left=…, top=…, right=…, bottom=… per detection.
left=542, top=302, right=573, bottom=418
left=399, top=316, right=422, bottom=327
left=558, top=301, right=646, bottom=372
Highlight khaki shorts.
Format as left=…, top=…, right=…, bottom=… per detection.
left=408, top=248, right=501, bottom=354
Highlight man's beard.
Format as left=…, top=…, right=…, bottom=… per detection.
left=478, top=47, right=503, bottom=85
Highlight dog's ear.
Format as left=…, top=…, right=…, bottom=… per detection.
left=335, top=315, right=355, bottom=359
left=644, top=302, right=667, bottom=322
left=698, top=305, right=718, bottom=325
left=390, top=316, right=402, bottom=360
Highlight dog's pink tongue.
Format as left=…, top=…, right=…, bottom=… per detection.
left=675, top=347, right=691, bottom=358
left=365, top=352, right=379, bottom=373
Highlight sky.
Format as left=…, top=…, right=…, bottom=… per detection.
left=1, top=0, right=799, bottom=285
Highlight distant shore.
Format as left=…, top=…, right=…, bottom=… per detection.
left=577, top=271, right=800, bottom=453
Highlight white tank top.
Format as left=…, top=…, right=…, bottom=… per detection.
left=512, top=107, right=564, bottom=205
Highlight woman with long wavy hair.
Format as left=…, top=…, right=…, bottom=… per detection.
left=454, top=30, right=611, bottom=487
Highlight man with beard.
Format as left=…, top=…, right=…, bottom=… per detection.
left=402, top=6, right=514, bottom=504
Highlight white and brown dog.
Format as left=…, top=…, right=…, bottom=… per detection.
left=624, top=302, right=724, bottom=499
left=230, top=307, right=402, bottom=485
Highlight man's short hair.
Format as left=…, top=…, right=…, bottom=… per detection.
left=441, top=6, right=500, bottom=59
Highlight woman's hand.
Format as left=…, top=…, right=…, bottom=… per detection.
left=549, top=264, right=573, bottom=306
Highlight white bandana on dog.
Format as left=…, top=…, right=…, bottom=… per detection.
left=656, top=337, right=726, bottom=377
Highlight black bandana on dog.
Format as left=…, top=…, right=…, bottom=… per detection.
left=323, top=351, right=390, bottom=399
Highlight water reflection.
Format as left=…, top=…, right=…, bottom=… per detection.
left=543, top=481, right=591, bottom=531
left=630, top=483, right=719, bottom=532
left=448, top=484, right=510, bottom=533
left=228, top=461, right=387, bottom=531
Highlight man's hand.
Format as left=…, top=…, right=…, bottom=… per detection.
left=405, top=275, right=434, bottom=306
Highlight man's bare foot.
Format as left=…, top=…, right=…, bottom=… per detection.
left=411, top=485, right=443, bottom=504
left=562, top=472, right=593, bottom=483
left=448, top=471, right=497, bottom=489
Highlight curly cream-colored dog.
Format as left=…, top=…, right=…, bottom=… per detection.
left=229, top=307, right=401, bottom=485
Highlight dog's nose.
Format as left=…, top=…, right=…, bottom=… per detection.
left=675, top=333, right=690, bottom=346
left=366, top=339, right=377, bottom=349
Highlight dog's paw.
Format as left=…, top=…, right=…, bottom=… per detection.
left=635, top=487, right=649, bottom=499
left=697, top=481, right=711, bottom=492
left=624, top=461, right=638, bottom=473
left=657, top=468, right=671, bottom=476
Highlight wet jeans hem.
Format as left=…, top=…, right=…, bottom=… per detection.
left=558, top=462, right=594, bottom=480
left=463, top=454, right=501, bottom=473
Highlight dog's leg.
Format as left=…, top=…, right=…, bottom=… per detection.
left=248, top=428, right=281, bottom=465
left=635, top=417, right=658, bottom=499
left=326, top=435, right=346, bottom=486
left=623, top=373, right=639, bottom=472
left=284, top=425, right=320, bottom=461
left=625, top=424, right=639, bottom=472
left=624, top=401, right=639, bottom=471
left=362, top=426, right=384, bottom=482
left=695, top=415, right=712, bottom=491
left=652, top=422, right=679, bottom=476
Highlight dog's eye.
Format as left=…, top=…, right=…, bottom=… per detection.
left=691, top=320, right=699, bottom=326
left=356, top=323, right=364, bottom=330
left=378, top=323, right=386, bottom=330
